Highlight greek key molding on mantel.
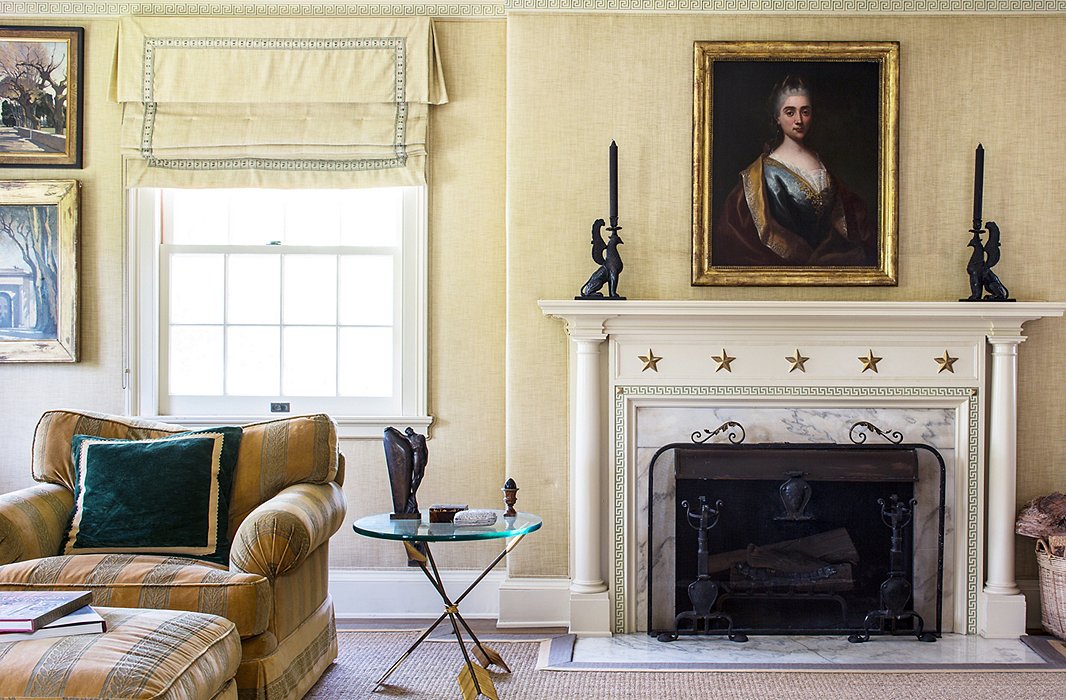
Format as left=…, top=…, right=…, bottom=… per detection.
left=3, top=0, right=1066, bottom=17
left=610, top=384, right=982, bottom=636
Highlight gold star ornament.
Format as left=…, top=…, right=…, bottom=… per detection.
left=858, top=349, right=882, bottom=373
left=935, top=350, right=959, bottom=374
left=638, top=349, right=662, bottom=372
left=711, top=349, right=736, bottom=373
left=786, top=349, right=809, bottom=373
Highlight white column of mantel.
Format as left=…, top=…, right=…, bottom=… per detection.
left=572, top=335, right=608, bottom=595
left=981, top=334, right=1028, bottom=637
left=566, top=325, right=612, bottom=635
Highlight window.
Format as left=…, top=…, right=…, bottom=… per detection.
left=127, top=187, right=429, bottom=438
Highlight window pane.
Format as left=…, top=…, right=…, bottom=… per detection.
left=283, top=191, right=341, bottom=246
left=283, top=255, right=337, bottom=324
left=170, top=254, right=224, bottom=324
left=338, top=327, right=393, bottom=397
left=170, top=326, right=223, bottom=395
left=339, top=255, right=394, bottom=326
left=169, top=190, right=232, bottom=244
left=228, top=190, right=285, bottom=245
left=340, top=188, right=403, bottom=246
left=228, top=255, right=280, bottom=324
left=227, top=327, right=280, bottom=395
left=283, top=327, right=337, bottom=396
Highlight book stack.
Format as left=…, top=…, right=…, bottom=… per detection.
left=0, top=591, right=106, bottom=642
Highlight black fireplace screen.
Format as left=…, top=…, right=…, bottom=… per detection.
left=647, top=422, right=945, bottom=641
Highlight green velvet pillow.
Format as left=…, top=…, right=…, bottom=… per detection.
left=63, top=427, right=242, bottom=565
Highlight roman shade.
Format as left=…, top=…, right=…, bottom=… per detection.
left=115, top=17, right=448, bottom=188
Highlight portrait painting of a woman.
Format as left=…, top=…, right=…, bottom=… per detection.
left=692, top=42, right=898, bottom=286
left=714, top=76, right=876, bottom=267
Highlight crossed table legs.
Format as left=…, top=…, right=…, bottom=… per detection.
left=373, top=534, right=527, bottom=699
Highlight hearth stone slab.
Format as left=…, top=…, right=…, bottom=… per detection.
left=567, top=633, right=1047, bottom=667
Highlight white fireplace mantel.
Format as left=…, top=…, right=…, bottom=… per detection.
left=540, top=300, right=1066, bottom=638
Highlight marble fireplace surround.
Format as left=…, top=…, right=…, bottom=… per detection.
left=639, top=406, right=955, bottom=636
left=540, top=300, right=1066, bottom=638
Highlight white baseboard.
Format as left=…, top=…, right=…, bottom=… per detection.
left=1019, top=577, right=1041, bottom=630
left=330, top=568, right=506, bottom=621
left=497, top=577, right=571, bottom=628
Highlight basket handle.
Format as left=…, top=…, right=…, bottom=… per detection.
left=1037, top=538, right=1052, bottom=555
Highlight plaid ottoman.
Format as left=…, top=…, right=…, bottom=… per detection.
left=0, top=607, right=240, bottom=700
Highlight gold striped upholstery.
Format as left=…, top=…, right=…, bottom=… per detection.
left=30, top=410, right=340, bottom=535
left=13, top=410, right=346, bottom=700
left=230, top=482, right=345, bottom=580
left=0, top=482, right=73, bottom=565
left=225, top=415, right=339, bottom=537
left=0, top=553, right=271, bottom=637
left=32, top=410, right=184, bottom=491
left=236, top=595, right=338, bottom=700
left=271, top=544, right=330, bottom=641
left=0, top=607, right=240, bottom=700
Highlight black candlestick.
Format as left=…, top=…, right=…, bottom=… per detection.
left=609, top=141, right=618, bottom=226
left=972, top=144, right=984, bottom=232
left=576, top=142, right=625, bottom=300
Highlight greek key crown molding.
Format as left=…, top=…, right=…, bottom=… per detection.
left=507, top=0, right=1066, bottom=11
left=0, top=1, right=506, bottom=18
left=4, top=0, right=1066, bottom=17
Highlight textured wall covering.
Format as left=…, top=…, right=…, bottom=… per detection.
left=0, top=19, right=508, bottom=572
left=331, top=18, right=508, bottom=570
left=0, top=21, right=126, bottom=495
left=2, top=10, right=1065, bottom=587
left=506, top=13, right=1066, bottom=579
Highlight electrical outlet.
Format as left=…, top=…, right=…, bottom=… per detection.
left=270, top=402, right=291, bottom=413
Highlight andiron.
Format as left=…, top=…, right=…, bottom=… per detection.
left=658, top=495, right=747, bottom=643
left=848, top=495, right=936, bottom=643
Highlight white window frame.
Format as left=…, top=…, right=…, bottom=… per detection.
left=124, top=187, right=432, bottom=439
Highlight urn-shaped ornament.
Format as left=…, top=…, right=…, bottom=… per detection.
left=777, top=471, right=813, bottom=521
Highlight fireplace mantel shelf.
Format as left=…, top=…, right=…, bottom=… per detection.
left=540, top=298, right=1066, bottom=639
left=540, top=300, right=1066, bottom=336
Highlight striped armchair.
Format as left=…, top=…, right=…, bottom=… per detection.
left=0, top=410, right=347, bottom=700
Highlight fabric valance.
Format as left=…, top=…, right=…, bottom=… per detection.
left=115, top=17, right=448, bottom=188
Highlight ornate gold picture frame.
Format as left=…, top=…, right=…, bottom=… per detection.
left=0, top=180, right=79, bottom=361
left=692, top=41, right=899, bottom=286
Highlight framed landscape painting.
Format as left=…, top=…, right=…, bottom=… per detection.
left=0, top=180, right=78, bottom=362
left=0, top=26, right=84, bottom=168
left=692, top=41, right=899, bottom=286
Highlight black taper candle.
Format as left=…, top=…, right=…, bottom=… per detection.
left=972, top=143, right=984, bottom=231
left=609, top=141, right=618, bottom=224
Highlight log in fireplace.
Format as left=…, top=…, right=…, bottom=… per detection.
left=647, top=422, right=945, bottom=641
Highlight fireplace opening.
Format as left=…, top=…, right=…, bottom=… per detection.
left=647, top=425, right=944, bottom=640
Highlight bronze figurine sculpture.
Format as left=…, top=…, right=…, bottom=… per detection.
left=962, top=221, right=1012, bottom=302
left=383, top=426, right=428, bottom=520
left=577, top=218, right=625, bottom=300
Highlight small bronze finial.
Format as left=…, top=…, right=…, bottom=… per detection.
left=502, top=478, right=519, bottom=517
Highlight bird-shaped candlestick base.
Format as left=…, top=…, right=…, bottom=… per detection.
left=576, top=218, right=625, bottom=300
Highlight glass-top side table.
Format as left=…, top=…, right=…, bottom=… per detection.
left=352, top=511, right=542, bottom=699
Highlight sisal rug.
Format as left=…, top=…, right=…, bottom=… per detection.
left=305, top=631, right=1066, bottom=699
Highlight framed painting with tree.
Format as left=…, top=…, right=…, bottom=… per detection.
left=0, top=26, right=84, bottom=168
left=692, top=41, right=898, bottom=286
left=0, top=180, right=78, bottom=361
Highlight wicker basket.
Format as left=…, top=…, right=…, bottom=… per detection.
left=1036, top=539, right=1066, bottom=639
